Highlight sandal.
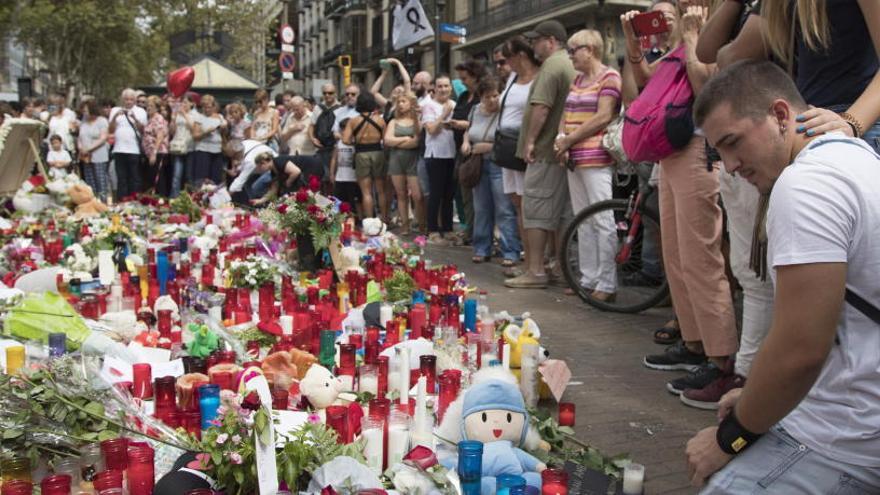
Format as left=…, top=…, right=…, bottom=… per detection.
left=501, top=259, right=516, bottom=268
left=472, top=255, right=490, bottom=263
left=653, top=319, right=681, bottom=345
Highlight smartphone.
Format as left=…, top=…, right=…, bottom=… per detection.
left=631, top=11, right=669, bottom=37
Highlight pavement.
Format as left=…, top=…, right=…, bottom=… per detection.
left=424, top=243, right=714, bottom=495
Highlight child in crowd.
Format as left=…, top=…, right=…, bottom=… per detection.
left=46, top=134, right=72, bottom=178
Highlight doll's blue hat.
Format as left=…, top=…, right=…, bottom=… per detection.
left=461, top=379, right=529, bottom=446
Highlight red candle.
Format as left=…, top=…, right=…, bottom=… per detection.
left=153, top=376, right=177, bottom=412
left=437, top=369, right=461, bottom=422
left=377, top=355, right=389, bottom=398
left=325, top=405, right=350, bottom=443
left=558, top=402, right=576, bottom=427
left=157, top=309, right=173, bottom=338
left=409, top=304, right=427, bottom=340
left=541, top=468, right=569, bottom=495
left=419, top=355, right=437, bottom=394
left=132, top=363, right=153, bottom=399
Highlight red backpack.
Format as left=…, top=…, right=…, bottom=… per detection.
left=622, top=45, right=695, bottom=163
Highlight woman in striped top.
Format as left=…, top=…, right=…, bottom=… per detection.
left=554, top=29, right=622, bottom=302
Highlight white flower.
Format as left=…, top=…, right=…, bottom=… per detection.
left=231, top=434, right=241, bottom=444
left=216, top=433, right=229, bottom=444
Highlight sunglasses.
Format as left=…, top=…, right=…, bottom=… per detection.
left=323, top=91, right=336, bottom=95
left=345, top=92, right=358, bottom=96
left=566, top=45, right=591, bottom=55
left=495, top=59, right=507, bottom=66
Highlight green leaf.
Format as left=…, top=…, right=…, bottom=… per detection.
left=234, top=469, right=244, bottom=485
left=84, top=402, right=105, bottom=417
left=3, top=429, right=24, bottom=440
left=97, top=430, right=118, bottom=442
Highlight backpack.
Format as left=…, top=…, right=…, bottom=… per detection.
left=622, top=45, right=695, bottom=163
left=315, top=103, right=340, bottom=148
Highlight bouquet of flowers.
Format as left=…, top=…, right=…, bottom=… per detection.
left=260, top=178, right=351, bottom=251
left=227, top=255, right=279, bottom=289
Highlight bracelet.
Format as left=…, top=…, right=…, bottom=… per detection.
left=716, top=409, right=763, bottom=455
left=839, top=112, right=863, bottom=138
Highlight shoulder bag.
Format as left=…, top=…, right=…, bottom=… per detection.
left=493, top=75, right=527, bottom=171
left=459, top=107, right=498, bottom=189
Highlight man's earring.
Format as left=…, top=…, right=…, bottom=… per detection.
left=780, top=124, right=787, bottom=134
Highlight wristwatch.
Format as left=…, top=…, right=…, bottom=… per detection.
left=716, top=409, right=763, bottom=455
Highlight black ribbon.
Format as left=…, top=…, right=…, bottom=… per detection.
left=406, top=6, right=427, bottom=32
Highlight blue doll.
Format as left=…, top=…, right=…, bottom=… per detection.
left=458, top=379, right=547, bottom=493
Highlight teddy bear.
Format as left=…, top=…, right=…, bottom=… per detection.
left=298, top=364, right=359, bottom=420
left=67, top=183, right=108, bottom=220
left=452, top=377, right=547, bottom=494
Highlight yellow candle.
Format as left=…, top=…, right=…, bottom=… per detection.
left=5, top=345, right=25, bottom=375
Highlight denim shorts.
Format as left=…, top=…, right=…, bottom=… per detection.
left=702, top=427, right=880, bottom=494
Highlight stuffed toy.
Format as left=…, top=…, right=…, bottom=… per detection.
left=261, top=350, right=301, bottom=391
left=67, top=183, right=108, bottom=219
left=299, top=365, right=357, bottom=418
left=187, top=323, right=220, bottom=358
left=437, top=367, right=549, bottom=453
left=457, top=378, right=546, bottom=494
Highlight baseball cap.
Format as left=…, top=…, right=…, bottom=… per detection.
left=523, top=20, right=567, bottom=42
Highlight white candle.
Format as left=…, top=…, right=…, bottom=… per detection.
left=110, top=283, right=123, bottom=313
left=388, top=371, right=400, bottom=394
left=380, top=304, right=393, bottom=330
left=98, top=250, right=115, bottom=286
left=387, top=413, right=410, bottom=467
left=208, top=305, right=222, bottom=323
left=411, top=376, right=433, bottom=448
left=279, top=315, right=293, bottom=335
left=502, top=343, right=511, bottom=370
left=338, top=373, right=355, bottom=392
left=398, top=348, right=410, bottom=405
left=622, top=463, right=645, bottom=495
left=361, top=422, right=384, bottom=475
left=359, top=374, right=378, bottom=395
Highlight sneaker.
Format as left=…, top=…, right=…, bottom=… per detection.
left=503, top=266, right=524, bottom=278
left=680, top=373, right=746, bottom=410
left=504, top=272, right=549, bottom=289
left=643, top=341, right=706, bottom=372
left=623, top=271, right=663, bottom=287
left=666, top=362, right=720, bottom=395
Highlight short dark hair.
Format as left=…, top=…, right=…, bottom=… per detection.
left=49, top=134, right=62, bottom=143
left=502, top=35, right=540, bottom=67
left=355, top=91, right=378, bottom=113
left=694, top=60, right=806, bottom=127
left=79, top=99, right=99, bottom=117
left=477, top=76, right=501, bottom=97
left=454, top=59, right=487, bottom=81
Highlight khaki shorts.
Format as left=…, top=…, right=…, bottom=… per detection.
left=522, top=159, right=572, bottom=230
left=354, top=150, right=387, bottom=179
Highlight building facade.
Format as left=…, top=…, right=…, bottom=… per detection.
left=295, top=0, right=650, bottom=98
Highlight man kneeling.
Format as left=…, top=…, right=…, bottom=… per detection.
left=686, top=60, right=880, bottom=493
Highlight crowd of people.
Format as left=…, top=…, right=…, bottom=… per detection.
left=1, top=0, right=878, bottom=491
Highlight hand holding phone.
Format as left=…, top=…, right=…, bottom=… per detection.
left=631, top=11, right=669, bottom=37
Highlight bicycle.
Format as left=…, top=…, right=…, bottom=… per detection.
left=560, top=181, right=669, bottom=313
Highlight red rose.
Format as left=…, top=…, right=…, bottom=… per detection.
left=339, top=202, right=352, bottom=214
left=277, top=204, right=289, bottom=214
left=308, top=175, right=321, bottom=192
left=295, top=190, right=309, bottom=203
left=241, top=391, right=262, bottom=411
left=307, top=204, right=319, bottom=214
left=317, top=215, right=327, bottom=224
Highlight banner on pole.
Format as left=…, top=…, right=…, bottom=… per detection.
left=392, top=0, right=435, bottom=50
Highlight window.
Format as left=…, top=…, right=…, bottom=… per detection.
left=470, top=0, right=487, bottom=16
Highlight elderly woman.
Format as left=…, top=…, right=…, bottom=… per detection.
left=463, top=76, right=522, bottom=265
left=143, top=95, right=170, bottom=195
left=77, top=99, right=110, bottom=202
left=108, top=88, right=148, bottom=199
left=553, top=29, right=622, bottom=302
left=191, top=94, right=228, bottom=186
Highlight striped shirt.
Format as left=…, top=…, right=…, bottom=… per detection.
left=563, top=67, right=621, bottom=168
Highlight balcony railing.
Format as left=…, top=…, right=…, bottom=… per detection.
left=461, top=0, right=583, bottom=38
left=327, top=0, right=367, bottom=18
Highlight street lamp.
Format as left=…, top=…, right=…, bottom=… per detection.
left=434, top=0, right=446, bottom=75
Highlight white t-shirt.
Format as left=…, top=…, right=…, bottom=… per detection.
left=194, top=113, right=224, bottom=154
left=170, top=110, right=198, bottom=154
left=284, top=111, right=315, bottom=155
left=47, top=113, right=78, bottom=151
left=767, top=134, right=880, bottom=467
left=109, top=106, right=148, bottom=155
left=230, top=139, right=276, bottom=193
left=420, top=97, right=456, bottom=159
left=334, top=143, right=356, bottom=182
left=78, top=116, right=110, bottom=163
left=47, top=149, right=72, bottom=166
left=499, top=73, right=533, bottom=133
left=331, top=105, right=359, bottom=135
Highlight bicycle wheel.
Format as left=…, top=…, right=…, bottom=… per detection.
left=561, top=198, right=669, bottom=313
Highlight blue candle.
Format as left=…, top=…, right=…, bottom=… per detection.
left=157, top=251, right=169, bottom=295
left=464, top=298, right=477, bottom=332
left=412, top=290, right=425, bottom=305
left=497, top=473, right=526, bottom=495
left=457, top=440, right=483, bottom=482
left=198, top=384, right=221, bottom=430
left=48, top=333, right=66, bottom=357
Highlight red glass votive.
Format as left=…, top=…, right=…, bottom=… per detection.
left=348, top=333, right=363, bottom=350
left=93, top=469, right=124, bottom=490
left=325, top=405, right=350, bottom=444
left=132, top=364, right=153, bottom=399
left=541, top=468, right=569, bottom=495
left=183, top=411, right=201, bottom=439
left=210, top=371, right=235, bottom=391
left=365, top=326, right=380, bottom=345
left=1, top=481, right=33, bottom=495
left=272, top=389, right=289, bottom=410
left=338, top=344, right=356, bottom=369
left=157, top=309, right=173, bottom=338
left=377, top=355, right=389, bottom=398
left=100, top=438, right=129, bottom=471
left=40, top=475, right=71, bottom=495
left=154, top=376, right=176, bottom=410
left=558, top=402, right=576, bottom=427
left=419, top=355, right=437, bottom=394
left=364, top=342, right=380, bottom=365
left=368, top=397, right=391, bottom=420
left=437, top=369, right=462, bottom=422
left=258, top=283, right=275, bottom=322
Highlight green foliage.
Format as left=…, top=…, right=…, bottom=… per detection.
left=236, top=325, right=279, bottom=350
left=169, top=191, right=203, bottom=223
left=275, top=422, right=365, bottom=491
left=529, top=407, right=630, bottom=479
left=384, top=270, right=417, bottom=304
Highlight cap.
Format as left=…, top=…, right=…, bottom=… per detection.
left=523, top=20, right=567, bottom=42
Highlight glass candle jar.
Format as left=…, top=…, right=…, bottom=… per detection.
left=361, top=416, right=384, bottom=475
left=271, top=389, right=289, bottom=410
left=419, top=355, right=437, bottom=394
left=0, top=480, right=32, bottom=495
left=359, top=365, right=379, bottom=396
left=48, top=333, right=67, bottom=357
left=40, top=474, right=72, bottom=495
left=558, top=402, right=575, bottom=428
left=198, top=384, right=221, bottom=430
left=0, top=457, right=31, bottom=482
left=387, top=409, right=410, bottom=469
left=377, top=356, right=389, bottom=398
left=127, top=444, right=154, bottom=495
left=153, top=376, right=177, bottom=412
left=541, top=468, right=569, bottom=495
left=131, top=363, right=153, bottom=399
left=52, top=457, right=81, bottom=487
left=497, top=474, right=526, bottom=495
left=79, top=443, right=104, bottom=482
left=100, top=438, right=129, bottom=471
left=325, top=405, right=350, bottom=444
left=4, top=346, right=25, bottom=375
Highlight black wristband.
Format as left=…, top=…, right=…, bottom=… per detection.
left=716, top=409, right=763, bottom=455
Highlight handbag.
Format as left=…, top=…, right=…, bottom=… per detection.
left=602, top=115, right=636, bottom=176
left=493, top=75, right=527, bottom=172
left=458, top=107, right=498, bottom=189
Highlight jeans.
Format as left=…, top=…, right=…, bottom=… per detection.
left=720, top=171, right=774, bottom=377
left=637, top=163, right=664, bottom=280
left=114, top=152, right=143, bottom=199
left=426, top=157, right=455, bottom=233
left=170, top=153, right=191, bottom=198
left=702, top=427, right=880, bottom=494
left=82, top=161, right=110, bottom=203
left=417, top=157, right=430, bottom=201
left=567, top=166, right=617, bottom=293
left=473, top=158, right=522, bottom=260
left=191, top=151, right=226, bottom=187
left=249, top=171, right=274, bottom=200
